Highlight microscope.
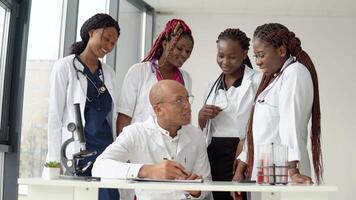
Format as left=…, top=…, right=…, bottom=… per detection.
left=60, top=103, right=100, bottom=181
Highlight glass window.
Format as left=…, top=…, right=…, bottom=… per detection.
left=19, top=0, right=110, bottom=182
left=19, top=0, right=64, bottom=180
left=143, top=10, right=153, bottom=57
left=0, top=3, right=11, bottom=199
left=76, top=0, right=109, bottom=42
left=0, top=3, right=10, bottom=142
left=0, top=152, right=3, bottom=200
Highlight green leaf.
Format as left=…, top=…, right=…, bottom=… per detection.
left=44, top=161, right=61, bottom=168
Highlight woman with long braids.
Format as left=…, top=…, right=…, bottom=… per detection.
left=198, top=28, right=261, bottom=200
left=233, top=23, right=323, bottom=199
left=116, top=19, right=194, bottom=134
left=46, top=13, right=120, bottom=200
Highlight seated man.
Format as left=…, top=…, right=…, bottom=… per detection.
left=92, top=80, right=211, bottom=200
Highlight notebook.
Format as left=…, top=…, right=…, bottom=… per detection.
left=128, top=177, right=204, bottom=183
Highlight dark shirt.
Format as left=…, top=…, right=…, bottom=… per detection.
left=82, top=63, right=113, bottom=162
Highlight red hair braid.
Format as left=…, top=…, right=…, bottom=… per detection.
left=142, top=19, right=193, bottom=62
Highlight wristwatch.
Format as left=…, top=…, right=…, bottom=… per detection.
left=184, top=192, right=193, bottom=199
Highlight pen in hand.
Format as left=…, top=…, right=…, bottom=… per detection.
left=163, top=157, right=190, bottom=177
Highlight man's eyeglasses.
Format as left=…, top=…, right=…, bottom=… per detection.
left=157, top=95, right=194, bottom=107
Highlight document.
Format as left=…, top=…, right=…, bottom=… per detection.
left=128, top=177, right=203, bottom=183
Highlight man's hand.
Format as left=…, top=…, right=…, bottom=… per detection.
left=185, top=173, right=202, bottom=198
left=138, top=160, right=188, bottom=180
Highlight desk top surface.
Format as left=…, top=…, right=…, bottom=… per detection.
left=18, top=178, right=338, bottom=192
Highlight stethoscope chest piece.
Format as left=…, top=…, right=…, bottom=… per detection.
left=98, top=85, right=106, bottom=94
left=73, top=55, right=107, bottom=101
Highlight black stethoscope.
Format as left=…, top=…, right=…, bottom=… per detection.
left=72, top=55, right=106, bottom=102
left=204, top=73, right=226, bottom=104
left=203, top=73, right=229, bottom=145
left=204, top=73, right=229, bottom=111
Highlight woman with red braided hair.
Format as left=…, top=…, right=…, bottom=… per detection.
left=116, top=19, right=194, bottom=134
left=199, top=28, right=261, bottom=200
left=234, top=23, right=323, bottom=200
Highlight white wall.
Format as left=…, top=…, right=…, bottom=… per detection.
left=156, top=14, right=356, bottom=199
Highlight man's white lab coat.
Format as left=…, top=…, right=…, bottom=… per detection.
left=92, top=116, right=212, bottom=200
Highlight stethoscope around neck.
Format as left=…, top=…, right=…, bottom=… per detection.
left=256, top=58, right=296, bottom=104
left=204, top=73, right=230, bottom=145
left=204, top=73, right=229, bottom=110
left=72, top=55, right=107, bottom=102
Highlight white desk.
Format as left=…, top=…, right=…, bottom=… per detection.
left=18, top=178, right=337, bottom=200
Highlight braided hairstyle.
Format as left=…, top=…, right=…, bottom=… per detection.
left=246, top=23, right=323, bottom=184
left=70, top=13, right=120, bottom=55
left=143, top=19, right=194, bottom=62
left=216, top=28, right=253, bottom=69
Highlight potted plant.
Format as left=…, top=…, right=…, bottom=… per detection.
left=42, top=161, right=61, bottom=180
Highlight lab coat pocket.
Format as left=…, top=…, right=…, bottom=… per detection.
left=260, top=95, right=279, bottom=118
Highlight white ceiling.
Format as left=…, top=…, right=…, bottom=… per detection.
left=143, top=0, right=356, bottom=17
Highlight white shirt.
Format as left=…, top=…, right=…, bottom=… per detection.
left=239, top=57, right=313, bottom=180
left=47, top=55, right=119, bottom=162
left=118, top=61, right=192, bottom=123
left=203, top=66, right=262, bottom=144
left=92, top=116, right=212, bottom=200
left=156, top=120, right=180, bottom=160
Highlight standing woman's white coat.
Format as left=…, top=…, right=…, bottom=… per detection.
left=116, top=19, right=195, bottom=134
left=45, top=13, right=121, bottom=200
left=234, top=24, right=323, bottom=194
left=47, top=55, right=119, bottom=162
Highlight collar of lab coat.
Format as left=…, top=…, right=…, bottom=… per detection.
left=144, top=116, right=192, bottom=155
left=263, top=56, right=295, bottom=92
left=72, top=57, right=87, bottom=104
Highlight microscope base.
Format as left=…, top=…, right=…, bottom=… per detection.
left=59, top=175, right=101, bottom=181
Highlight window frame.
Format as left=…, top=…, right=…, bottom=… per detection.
left=0, top=0, right=31, bottom=199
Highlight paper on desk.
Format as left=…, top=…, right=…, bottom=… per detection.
left=128, top=178, right=203, bottom=183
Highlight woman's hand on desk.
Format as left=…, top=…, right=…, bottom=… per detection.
left=231, top=172, right=244, bottom=200
left=232, top=160, right=246, bottom=181
left=291, top=173, right=313, bottom=184
left=138, top=160, right=188, bottom=180
left=231, top=161, right=246, bottom=200
left=288, top=162, right=313, bottom=184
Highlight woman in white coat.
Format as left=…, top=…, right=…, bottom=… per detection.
left=234, top=23, right=323, bottom=198
left=47, top=13, right=120, bottom=200
left=116, top=19, right=194, bottom=133
left=198, top=28, right=261, bottom=200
